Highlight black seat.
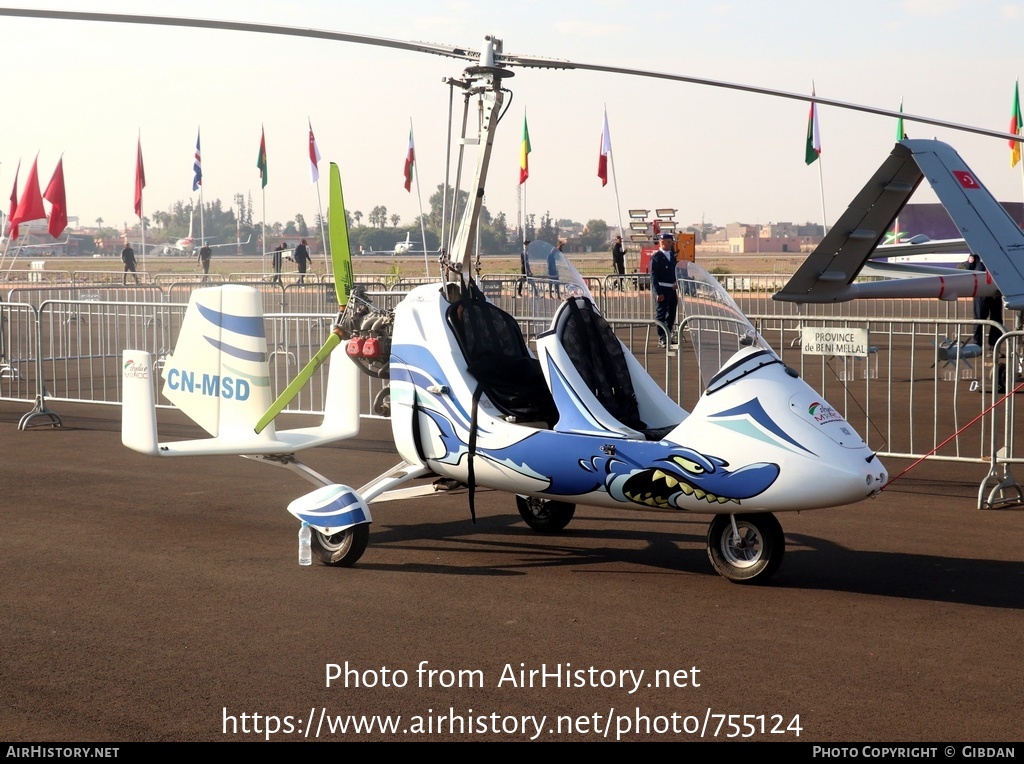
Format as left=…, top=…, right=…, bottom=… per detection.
left=557, top=297, right=646, bottom=433
left=446, top=285, right=557, bottom=426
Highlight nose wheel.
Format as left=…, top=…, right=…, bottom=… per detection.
left=516, top=495, right=575, bottom=532
left=707, top=513, right=784, bottom=584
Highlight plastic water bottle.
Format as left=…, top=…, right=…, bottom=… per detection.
left=298, top=521, right=312, bottom=566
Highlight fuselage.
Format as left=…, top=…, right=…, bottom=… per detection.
left=389, top=284, right=886, bottom=516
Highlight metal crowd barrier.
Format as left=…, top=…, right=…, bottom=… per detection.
left=0, top=268, right=73, bottom=285
left=1, top=285, right=1020, bottom=508
left=71, top=270, right=157, bottom=285
left=0, top=302, right=41, bottom=423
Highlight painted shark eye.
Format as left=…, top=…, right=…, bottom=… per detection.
left=670, top=456, right=705, bottom=474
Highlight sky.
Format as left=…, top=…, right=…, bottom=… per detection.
left=1, top=0, right=1023, bottom=239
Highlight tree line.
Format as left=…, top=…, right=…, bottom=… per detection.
left=117, top=185, right=611, bottom=256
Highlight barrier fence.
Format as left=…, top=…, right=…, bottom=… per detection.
left=0, top=275, right=1020, bottom=508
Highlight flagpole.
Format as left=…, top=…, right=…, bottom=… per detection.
left=0, top=160, right=17, bottom=273
left=138, top=132, right=145, bottom=274
left=1019, top=86, right=1024, bottom=220
left=1014, top=78, right=1024, bottom=220
left=408, top=119, right=430, bottom=279
left=193, top=128, right=204, bottom=251
left=517, top=182, right=522, bottom=250
left=603, top=105, right=626, bottom=269
left=817, top=158, right=828, bottom=234
left=307, top=118, right=329, bottom=276
left=806, top=83, right=827, bottom=234
left=140, top=198, right=145, bottom=275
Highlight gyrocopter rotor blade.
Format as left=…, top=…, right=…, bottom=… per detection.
left=254, top=162, right=352, bottom=435
left=0, top=7, right=1021, bottom=144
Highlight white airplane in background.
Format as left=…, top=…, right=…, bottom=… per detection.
left=394, top=232, right=413, bottom=255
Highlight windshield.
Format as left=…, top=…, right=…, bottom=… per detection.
left=676, top=262, right=776, bottom=385
left=512, top=239, right=594, bottom=321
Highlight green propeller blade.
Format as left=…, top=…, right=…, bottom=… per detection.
left=254, top=332, right=341, bottom=433
left=254, top=162, right=354, bottom=434
left=330, top=162, right=354, bottom=309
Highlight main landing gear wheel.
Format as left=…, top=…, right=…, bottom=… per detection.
left=310, top=524, right=370, bottom=567
left=707, top=513, right=785, bottom=585
left=516, top=495, right=575, bottom=533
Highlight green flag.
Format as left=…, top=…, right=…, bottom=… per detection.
left=804, top=89, right=820, bottom=165
left=256, top=127, right=268, bottom=188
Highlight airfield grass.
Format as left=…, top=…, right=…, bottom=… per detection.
left=23, top=248, right=803, bottom=281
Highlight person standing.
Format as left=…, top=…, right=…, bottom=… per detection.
left=611, top=235, right=626, bottom=276
left=966, top=253, right=1003, bottom=349
left=121, top=242, right=138, bottom=285
left=294, top=239, right=311, bottom=284
left=197, top=242, right=212, bottom=282
left=651, top=233, right=678, bottom=348
left=272, top=242, right=285, bottom=284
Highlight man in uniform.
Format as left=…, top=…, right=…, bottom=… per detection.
left=611, top=235, right=626, bottom=276
left=294, top=239, right=311, bottom=284
left=651, top=233, right=678, bottom=348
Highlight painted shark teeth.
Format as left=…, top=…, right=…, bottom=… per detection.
left=625, top=471, right=742, bottom=506
left=652, top=469, right=679, bottom=488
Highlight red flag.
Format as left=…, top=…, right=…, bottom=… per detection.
left=7, top=160, right=19, bottom=240
left=403, top=128, right=415, bottom=192
left=135, top=137, right=146, bottom=218
left=309, top=120, right=321, bottom=184
left=43, top=158, right=67, bottom=239
left=598, top=109, right=611, bottom=186
left=11, top=156, right=47, bottom=231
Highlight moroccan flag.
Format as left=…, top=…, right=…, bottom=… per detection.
left=519, top=114, right=531, bottom=184
left=11, top=156, right=47, bottom=230
left=192, top=129, right=202, bottom=191
left=257, top=127, right=268, bottom=189
left=309, top=120, right=321, bottom=184
left=135, top=136, right=146, bottom=218
left=44, top=157, right=67, bottom=239
left=804, top=87, right=821, bottom=165
left=598, top=109, right=611, bottom=187
left=1010, top=80, right=1022, bottom=168
left=403, top=128, right=415, bottom=192
left=7, top=160, right=19, bottom=240
left=896, top=98, right=907, bottom=141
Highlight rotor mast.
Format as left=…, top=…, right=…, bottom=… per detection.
left=447, top=36, right=512, bottom=279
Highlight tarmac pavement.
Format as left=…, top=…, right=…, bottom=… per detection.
left=1, top=400, right=1021, bottom=742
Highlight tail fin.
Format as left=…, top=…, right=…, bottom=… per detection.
left=123, top=284, right=361, bottom=457
left=162, top=285, right=275, bottom=439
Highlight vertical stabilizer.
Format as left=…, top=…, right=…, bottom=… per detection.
left=162, top=285, right=275, bottom=438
